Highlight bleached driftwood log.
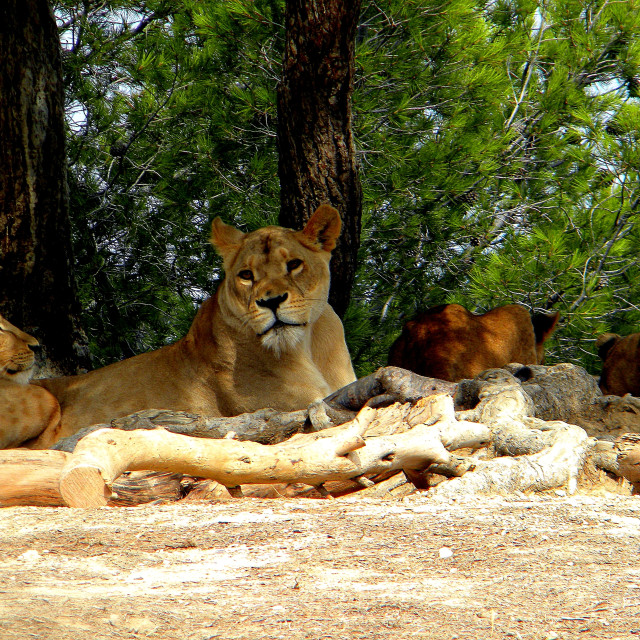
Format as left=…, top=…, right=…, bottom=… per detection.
left=430, top=420, right=593, bottom=499
left=56, top=375, right=611, bottom=507
left=0, top=450, right=184, bottom=507
left=61, top=379, right=606, bottom=508
left=0, top=449, right=186, bottom=507
left=425, top=368, right=597, bottom=498
left=59, top=404, right=462, bottom=508
left=177, top=394, right=492, bottom=500
left=9, top=363, right=638, bottom=508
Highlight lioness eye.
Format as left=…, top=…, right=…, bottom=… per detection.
left=238, top=269, right=254, bottom=281
left=287, top=259, right=303, bottom=272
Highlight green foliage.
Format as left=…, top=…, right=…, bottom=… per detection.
left=55, top=0, right=283, bottom=363
left=54, top=0, right=640, bottom=379
left=348, top=0, right=640, bottom=376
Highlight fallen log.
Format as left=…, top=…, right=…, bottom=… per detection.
left=0, top=450, right=69, bottom=507
left=0, top=450, right=186, bottom=507
left=0, top=396, right=484, bottom=508
left=59, top=406, right=453, bottom=508
left=7, top=363, right=639, bottom=508
left=53, top=408, right=311, bottom=453
left=325, top=366, right=457, bottom=412
left=0, top=449, right=187, bottom=507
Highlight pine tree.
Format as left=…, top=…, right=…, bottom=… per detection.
left=349, top=0, right=640, bottom=374
left=277, top=0, right=363, bottom=318
left=55, top=0, right=285, bottom=364
left=50, top=0, right=640, bottom=378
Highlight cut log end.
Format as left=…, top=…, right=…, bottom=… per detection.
left=60, top=465, right=112, bottom=508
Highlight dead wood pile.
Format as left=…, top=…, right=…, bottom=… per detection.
left=2, top=365, right=639, bottom=508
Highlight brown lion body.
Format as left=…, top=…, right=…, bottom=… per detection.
left=33, top=206, right=355, bottom=448
left=596, top=332, right=640, bottom=397
left=0, top=314, right=61, bottom=449
left=388, top=303, right=559, bottom=383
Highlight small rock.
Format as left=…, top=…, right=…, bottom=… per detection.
left=439, top=546, right=453, bottom=559
left=17, top=550, right=41, bottom=563
left=127, top=617, right=157, bottom=635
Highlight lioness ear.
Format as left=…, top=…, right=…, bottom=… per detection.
left=300, top=204, right=342, bottom=252
left=595, top=332, right=620, bottom=361
left=0, top=314, right=39, bottom=346
left=210, top=218, right=245, bottom=255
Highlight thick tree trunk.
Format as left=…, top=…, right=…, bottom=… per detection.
left=277, top=0, right=363, bottom=318
left=0, top=0, right=90, bottom=376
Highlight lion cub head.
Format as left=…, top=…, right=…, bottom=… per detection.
left=211, top=204, right=342, bottom=356
left=0, top=313, right=40, bottom=384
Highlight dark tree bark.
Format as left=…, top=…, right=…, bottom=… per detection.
left=0, top=0, right=90, bottom=375
left=277, top=0, right=363, bottom=318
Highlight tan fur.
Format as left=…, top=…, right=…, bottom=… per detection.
left=388, top=303, right=559, bottom=383
left=0, top=314, right=61, bottom=449
left=34, top=205, right=356, bottom=448
left=596, top=332, right=640, bottom=396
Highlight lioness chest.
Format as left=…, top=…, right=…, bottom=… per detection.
left=201, top=332, right=334, bottom=416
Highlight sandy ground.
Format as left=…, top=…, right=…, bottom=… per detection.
left=1, top=491, right=640, bottom=640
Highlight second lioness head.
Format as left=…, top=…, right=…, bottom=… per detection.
left=0, top=313, right=40, bottom=384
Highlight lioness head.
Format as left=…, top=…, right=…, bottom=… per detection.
left=0, top=313, right=40, bottom=383
left=210, top=204, right=342, bottom=356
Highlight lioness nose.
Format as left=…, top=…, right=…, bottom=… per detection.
left=256, top=293, right=288, bottom=312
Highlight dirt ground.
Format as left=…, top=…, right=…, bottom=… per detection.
left=1, top=491, right=640, bottom=640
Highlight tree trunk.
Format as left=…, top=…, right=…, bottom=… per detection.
left=0, top=0, right=90, bottom=376
left=277, top=0, right=363, bottom=318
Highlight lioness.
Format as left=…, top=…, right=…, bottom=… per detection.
left=0, top=314, right=61, bottom=449
left=33, top=205, right=356, bottom=448
left=596, top=332, right=640, bottom=397
left=388, top=303, right=559, bottom=383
